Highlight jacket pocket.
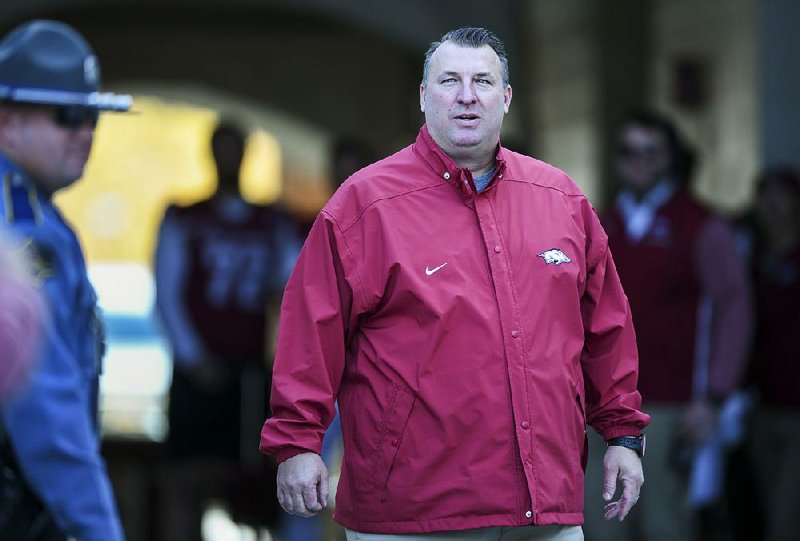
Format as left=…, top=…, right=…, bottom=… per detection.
left=576, top=392, right=589, bottom=471
left=367, top=384, right=415, bottom=490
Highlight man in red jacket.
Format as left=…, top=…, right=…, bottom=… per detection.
left=261, top=27, right=649, bottom=540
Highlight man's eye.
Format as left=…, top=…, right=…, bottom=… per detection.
left=476, top=79, right=491, bottom=85
left=441, top=78, right=457, bottom=83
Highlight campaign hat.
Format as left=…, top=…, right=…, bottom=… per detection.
left=0, top=20, right=131, bottom=111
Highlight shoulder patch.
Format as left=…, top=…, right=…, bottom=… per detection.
left=3, top=172, right=42, bottom=225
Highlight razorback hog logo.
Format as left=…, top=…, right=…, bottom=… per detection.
left=538, top=248, right=572, bottom=266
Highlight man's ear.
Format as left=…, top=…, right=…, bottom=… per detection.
left=419, top=84, right=426, bottom=113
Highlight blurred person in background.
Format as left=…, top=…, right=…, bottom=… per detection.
left=330, top=138, right=373, bottom=191
left=294, top=137, right=374, bottom=241
left=0, top=231, right=44, bottom=396
left=743, top=167, right=800, bottom=541
left=0, top=19, right=130, bottom=541
left=262, top=27, right=650, bottom=541
left=585, top=110, right=752, bottom=541
left=155, top=120, right=300, bottom=540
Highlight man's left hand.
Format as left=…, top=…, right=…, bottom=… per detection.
left=679, top=399, right=717, bottom=445
left=601, top=445, right=643, bottom=521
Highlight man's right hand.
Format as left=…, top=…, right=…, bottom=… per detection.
left=184, top=355, right=229, bottom=393
left=276, top=452, right=330, bottom=517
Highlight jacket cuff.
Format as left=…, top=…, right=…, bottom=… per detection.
left=274, top=446, right=318, bottom=464
left=601, top=426, right=642, bottom=441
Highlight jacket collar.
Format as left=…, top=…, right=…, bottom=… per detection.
left=1, top=150, right=45, bottom=226
left=615, top=180, right=677, bottom=242
left=413, top=124, right=507, bottom=201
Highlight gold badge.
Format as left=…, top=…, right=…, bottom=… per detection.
left=19, top=237, right=55, bottom=283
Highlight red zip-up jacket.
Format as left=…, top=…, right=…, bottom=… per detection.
left=261, top=125, right=649, bottom=534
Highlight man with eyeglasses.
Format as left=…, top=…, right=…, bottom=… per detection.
left=582, top=111, right=752, bottom=541
left=0, top=19, right=130, bottom=541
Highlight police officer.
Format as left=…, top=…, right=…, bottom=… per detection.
left=0, top=20, right=131, bottom=541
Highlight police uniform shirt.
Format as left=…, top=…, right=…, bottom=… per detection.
left=0, top=151, right=124, bottom=541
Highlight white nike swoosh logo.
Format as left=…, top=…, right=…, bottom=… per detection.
left=425, top=262, right=448, bottom=276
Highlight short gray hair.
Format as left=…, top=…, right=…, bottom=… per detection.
left=422, top=27, right=510, bottom=87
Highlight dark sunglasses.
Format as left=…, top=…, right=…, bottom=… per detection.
left=616, top=143, right=665, bottom=161
left=617, top=145, right=656, bottom=162
left=53, top=106, right=100, bottom=129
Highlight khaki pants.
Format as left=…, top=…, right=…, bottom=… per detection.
left=748, top=407, right=800, bottom=541
left=583, top=406, right=693, bottom=541
left=345, top=525, right=583, bottom=541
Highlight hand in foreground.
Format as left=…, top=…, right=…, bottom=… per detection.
left=602, top=445, right=643, bottom=521
left=277, top=452, right=329, bottom=517
left=0, top=237, right=45, bottom=396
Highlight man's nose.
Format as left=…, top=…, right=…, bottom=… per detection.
left=457, top=81, right=477, bottom=104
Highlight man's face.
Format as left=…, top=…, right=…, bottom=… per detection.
left=615, top=125, right=671, bottom=194
left=0, top=105, right=95, bottom=195
left=420, top=42, right=512, bottom=165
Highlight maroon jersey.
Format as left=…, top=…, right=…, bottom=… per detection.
left=168, top=199, right=298, bottom=361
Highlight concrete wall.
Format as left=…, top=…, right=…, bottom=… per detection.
left=525, top=0, right=602, bottom=203
left=651, top=0, right=759, bottom=212
left=524, top=0, right=649, bottom=208
left=759, top=0, right=800, bottom=171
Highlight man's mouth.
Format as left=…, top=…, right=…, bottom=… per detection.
left=454, top=114, right=479, bottom=121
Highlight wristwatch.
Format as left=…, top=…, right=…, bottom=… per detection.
left=607, top=435, right=646, bottom=458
